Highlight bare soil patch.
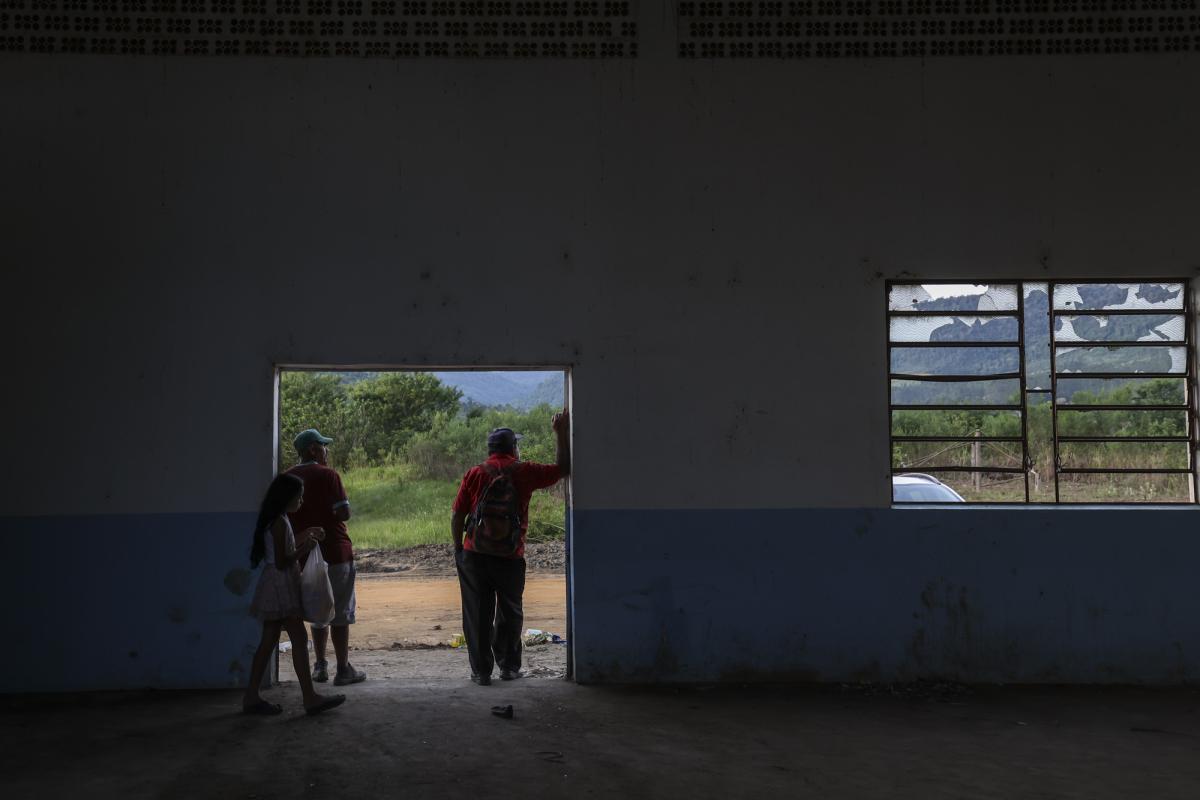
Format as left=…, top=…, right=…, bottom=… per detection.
left=280, top=572, right=567, bottom=683
left=355, top=539, right=565, bottom=576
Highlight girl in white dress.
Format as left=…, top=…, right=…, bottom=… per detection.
left=243, top=473, right=345, bottom=716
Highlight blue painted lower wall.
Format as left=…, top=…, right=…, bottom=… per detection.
left=4, top=513, right=261, bottom=693
left=571, top=508, right=1200, bottom=685
left=4, top=507, right=1198, bottom=690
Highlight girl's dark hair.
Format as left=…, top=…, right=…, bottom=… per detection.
left=250, top=473, right=303, bottom=568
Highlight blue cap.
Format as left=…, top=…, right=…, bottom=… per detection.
left=486, top=428, right=523, bottom=451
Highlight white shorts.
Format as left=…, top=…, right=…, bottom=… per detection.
left=312, top=561, right=356, bottom=628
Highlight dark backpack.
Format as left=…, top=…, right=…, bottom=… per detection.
left=467, top=462, right=522, bottom=556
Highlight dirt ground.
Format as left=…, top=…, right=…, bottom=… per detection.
left=279, top=570, right=568, bottom=683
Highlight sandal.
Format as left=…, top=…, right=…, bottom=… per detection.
left=242, top=700, right=283, bottom=716
left=305, top=694, right=346, bottom=716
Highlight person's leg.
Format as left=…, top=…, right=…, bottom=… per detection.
left=283, top=617, right=324, bottom=707
left=331, top=625, right=350, bottom=670
left=456, top=550, right=497, bottom=682
left=330, top=562, right=365, bottom=684
left=243, top=620, right=282, bottom=708
left=312, top=624, right=330, bottom=673
left=492, top=557, right=527, bottom=676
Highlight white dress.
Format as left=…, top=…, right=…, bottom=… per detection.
left=248, top=517, right=304, bottom=621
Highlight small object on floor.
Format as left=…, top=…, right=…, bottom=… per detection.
left=1130, top=727, right=1195, bottom=737
left=312, top=661, right=329, bottom=683
left=536, top=750, right=565, bottom=764
left=500, top=669, right=524, bottom=681
left=334, top=664, right=367, bottom=686
left=242, top=700, right=283, bottom=716
left=491, top=704, right=514, bottom=719
left=432, top=624, right=442, bottom=630
left=278, top=642, right=292, bottom=653
left=450, top=633, right=466, bottom=648
left=305, top=694, right=346, bottom=717
left=471, top=673, right=492, bottom=686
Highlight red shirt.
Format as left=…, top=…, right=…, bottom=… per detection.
left=286, top=462, right=353, bottom=564
left=453, top=454, right=562, bottom=559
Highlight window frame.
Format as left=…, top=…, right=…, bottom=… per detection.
left=886, top=278, right=1198, bottom=506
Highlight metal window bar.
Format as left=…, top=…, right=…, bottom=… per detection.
left=1048, top=309, right=1186, bottom=316
left=1058, top=468, right=1192, bottom=475
left=1189, top=286, right=1200, bottom=503
left=890, top=404, right=1023, bottom=411
left=890, top=466, right=1026, bottom=474
left=893, top=436, right=1024, bottom=442
left=1053, top=373, right=1184, bottom=380
left=1055, top=405, right=1188, bottom=412
left=1057, top=436, right=1190, bottom=443
left=1046, top=279, right=1189, bottom=294
left=888, top=279, right=1198, bottom=505
left=889, top=310, right=1019, bottom=316
left=1049, top=280, right=1061, bottom=501
left=892, top=341, right=1024, bottom=348
left=1052, top=341, right=1184, bottom=349
left=891, top=373, right=1022, bottom=382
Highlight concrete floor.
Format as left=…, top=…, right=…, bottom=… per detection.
left=2, top=677, right=1199, bottom=799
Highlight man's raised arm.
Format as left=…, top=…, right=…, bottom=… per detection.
left=553, top=409, right=571, bottom=477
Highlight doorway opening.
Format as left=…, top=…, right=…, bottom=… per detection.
left=271, top=366, right=572, bottom=685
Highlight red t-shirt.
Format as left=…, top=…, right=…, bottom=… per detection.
left=453, top=454, right=562, bottom=559
left=286, top=462, right=353, bottom=564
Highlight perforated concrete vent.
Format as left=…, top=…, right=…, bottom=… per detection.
left=0, top=0, right=638, bottom=57
left=676, top=0, right=1200, bottom=58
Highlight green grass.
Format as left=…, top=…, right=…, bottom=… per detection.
left=341, top=464, right=566, bottom=551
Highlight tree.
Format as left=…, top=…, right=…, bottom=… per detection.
left=347, top=372, right=462, bottom=461
left=279, top=372, right=349, bottom=467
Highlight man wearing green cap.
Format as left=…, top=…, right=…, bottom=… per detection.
left=287, top=429, right=367, bottom=686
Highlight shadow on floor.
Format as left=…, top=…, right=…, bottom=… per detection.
left=2, top=680, right=1199, bottom=799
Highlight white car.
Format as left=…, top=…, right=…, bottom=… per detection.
left=892, top=473, right=966, bottom=503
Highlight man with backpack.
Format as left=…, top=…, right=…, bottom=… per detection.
left=451, top=410, right=570, bottom=685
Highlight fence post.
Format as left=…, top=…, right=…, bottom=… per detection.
left=972, top=429, right=982, bottom=492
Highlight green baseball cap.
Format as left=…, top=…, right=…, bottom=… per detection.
left=293, top=429, right=333, bottom=454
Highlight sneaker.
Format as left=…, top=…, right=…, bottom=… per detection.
left=500, top=669, right=524, bottom=681
left=333, top=664, right=367, bottom=686
left=471, top=673, right=492, bottom=686
left=312, top=661, right=329, bottom=683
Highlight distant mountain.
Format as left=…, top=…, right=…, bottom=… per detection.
left=519, top=374, right=566, bottom=410
left=309, top=370, right=563, bottom=410
left=432, top=371, right=563, bottom=410
left=892, top=286, right=1180, bottom=404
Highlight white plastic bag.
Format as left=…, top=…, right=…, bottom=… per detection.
left=301, top=544, right=335, bottom=625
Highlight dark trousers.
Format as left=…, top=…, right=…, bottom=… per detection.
left=456, top=549, right=526, bottom=677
